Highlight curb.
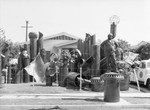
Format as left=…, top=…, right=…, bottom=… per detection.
left=0, top=93, right=150, bottom=98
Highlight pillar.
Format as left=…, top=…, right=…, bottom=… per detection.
left=29, top=32, right=38, bottom=62
left=37, top=32, right=43, bottom=54
left=91, top=45, right=100, bottom=77
left=91, top=34, right=96, bottom=45
left=110, top=22, right=117, bottom=38
left=7, top=65, right=12, bottom=83
left=23, top=56, right=30, bottom=83
left=77, top=39, right=82, bottom=53
left=24, top=43, right=30, bottom=56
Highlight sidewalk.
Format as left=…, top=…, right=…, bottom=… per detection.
left=0, top=82, right=142, bottom=94
left=0, top=83, right=150, bottom=110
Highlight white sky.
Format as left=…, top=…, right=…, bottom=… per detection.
left=0, top=0, right=150, bottom=45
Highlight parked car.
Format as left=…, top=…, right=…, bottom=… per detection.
left=130, top=59, right=150, bottom=89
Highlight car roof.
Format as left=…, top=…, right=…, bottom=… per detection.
left=141, top=59, right=150, bottom=63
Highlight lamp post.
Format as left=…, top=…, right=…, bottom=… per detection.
left=109, top=15, right=120, bottom=38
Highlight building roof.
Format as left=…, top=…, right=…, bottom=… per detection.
left=43, top=32, right=80, bottom=41
left=55, top=40, right=77, bottom=48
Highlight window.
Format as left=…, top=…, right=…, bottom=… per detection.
left=140, top=62, right=146, bottom=68
left=147, top=62, right=150, bottom=68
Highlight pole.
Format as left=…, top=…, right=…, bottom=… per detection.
left=26, top=21, right=28, bottom=42
left=55, top=65, right=59, bottom=86
left=6, top=67, right=8, bottom=84
left=79, top=67, right=82, bottom=91
left=21, top=21, right=33, bottom=42
left=33, top=65, right=35, bottom=87
left=133, top=69, right=140, bottom=92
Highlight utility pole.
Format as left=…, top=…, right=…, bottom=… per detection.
left=21, top=21, right=33, bottom=42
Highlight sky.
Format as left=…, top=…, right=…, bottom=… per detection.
left=0, top=0, right=150, bottom=45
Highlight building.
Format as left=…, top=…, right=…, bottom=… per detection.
left=43, top=32, right=80, bottom=52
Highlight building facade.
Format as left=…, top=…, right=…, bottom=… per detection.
left=43, top=32, right=80, bottom=52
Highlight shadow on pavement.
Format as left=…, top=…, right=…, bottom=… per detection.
left=62, top=97, right=103, bottom=102
left=29, top=105, right=64, bottom=110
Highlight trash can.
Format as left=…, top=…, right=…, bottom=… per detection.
left=91, top=77, right=104, bottom=92
left=58, top=65, right=68, bottom=87
left=1, top=76, right=5, bottom=84
left=117, top=61, right=130, bottom=91
left=120, top=74, right=130, bottom=91
left=46, top=76, right=52, bottom=86
left=0, top=76, right=5, bottom=88
left=104, top=72, right=123, bottom=102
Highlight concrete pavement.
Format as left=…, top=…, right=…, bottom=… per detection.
left=0, top=83, right=150, bottom=110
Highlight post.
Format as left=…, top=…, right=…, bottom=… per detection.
left=79, top=67, right=82, bottom=91
left=6, top=67, right=8, bottom=84
left=56, top=67, right=59, bottom=86
left=133, top=69, right=140, bottom=91
left=7, top=65, right=11, bottom=83
left=33, top=66, right=35, bottom=87
left=21, top=21, right=33, bottom=42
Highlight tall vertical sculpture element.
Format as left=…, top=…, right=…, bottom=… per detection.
left=29, top=32, right=38, bottom=62
left=91, top=34, right=96, bottom=45
left=89, top=34, right=96, bottom=56
left=37, top=32, right=44, bottom=54
left=24, top=44, right=30, bottom=83
left=24, top=43, right=30, bottom=56
left=77, top=39, right=82, bottom=54
left=109, top=15, right=120, bottom=38
left=7, top=65, right=11, bottom=83
left=22, top=47, right=30, bottom=83
left=91, top=45, right=100, bottom=77
left=85, top=33, right=90, bottom=59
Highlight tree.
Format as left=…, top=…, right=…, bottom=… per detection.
left=117, top=39, right=131, bottom=52
left=135, top=43, right=150, bottom=60
left=0, top=37, right=20, bottom=69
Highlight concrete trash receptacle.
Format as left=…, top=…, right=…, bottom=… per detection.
left=104, top=72, right=123, bottom=102
left=91, top=77, right=104, bottom=92
left=0, top=76, right=5, bottom=87
left=120, top=74, right=130, bottom=91
left=46, top=76, right=52, bottom=86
